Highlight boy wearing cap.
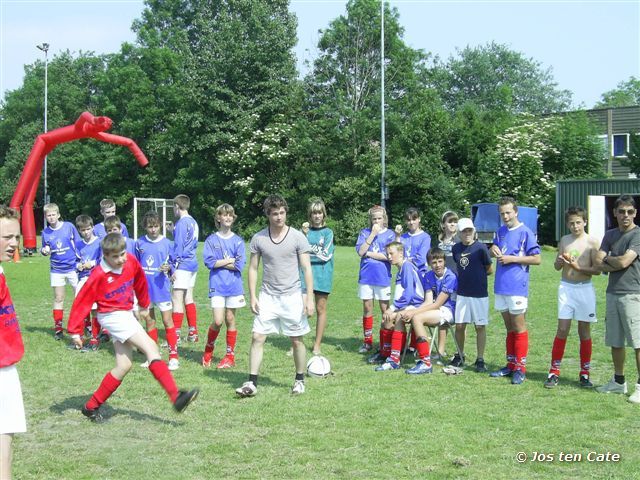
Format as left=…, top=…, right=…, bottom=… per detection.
left=451, top=218, right=493, bottom=372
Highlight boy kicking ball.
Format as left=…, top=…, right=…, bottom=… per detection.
left=68, top=233, right=198, bottom=421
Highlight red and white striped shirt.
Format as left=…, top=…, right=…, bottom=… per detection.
left=0, top=267, right=24, bottom=368
left=68, top=253, right=150, bottom=336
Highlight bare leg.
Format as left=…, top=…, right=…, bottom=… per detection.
left=455, top=324, right=467, bottom=356
left=475, top=325, right=486, bottom=359
left=312, top=293, right=328, bottom=354
left=249, top=332, right=267, bottom=375
left=0, top=433, right=13, bottom=480
left=291, top=335, right=306, bottom=373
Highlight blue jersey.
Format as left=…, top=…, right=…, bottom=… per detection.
left=171, top=215, right=199, bottom=272
left=41, top=222, right=80, bottom=273
left=422, top=268, right=457, bottom=314
left=75, top=237, right=101, bottom=280
left=136, top=235, right=172, bottom=304
left=392, top=260, right=424, bottom=310
left=94, top=221, right=129, bottom=239
left=356, top=228, right=395, bottom=287
left=203, top=232, right=246, bottom=297
left=452, top=240, right=492, bottom=298
left=400, top=230, right=431, bottom=275
left=493, top=223, right=540, bottom=297
left=301, top=226, right=335, bottom=294
left=125, top=237, right=136, bottom=255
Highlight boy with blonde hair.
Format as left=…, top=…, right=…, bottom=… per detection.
left=94, top=198, right=129, bottom=239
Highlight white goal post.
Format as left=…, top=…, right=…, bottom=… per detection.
left=133, top=197, right=175, bottom=240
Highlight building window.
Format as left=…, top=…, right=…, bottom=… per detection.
left=613, top=134, right=629, bottom=157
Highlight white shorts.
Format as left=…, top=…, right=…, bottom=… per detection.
left=0, top=365, right=26, bottom=434
left=495, top=294, right=528, bottom=314
left=77, top=277, right=97, bottom=310
left=51, top=271, right=78, bottom=289
left=173, top=270, right=197, bottom=289
left=151, top=301, right=173, bottom=313
left=358, top=284, right=391, bottom=301
left=558, top=281, right=597, bottom=322
left=211, top=295, right=246, bottom=309
left=455, top=296, right=489, bottom=325
left=437, top=306, right=454, bottom=325
left=252, top=292, right=310, bottom=337
left=97, top=310, right=145, bottom=343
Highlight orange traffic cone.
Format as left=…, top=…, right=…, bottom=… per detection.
left=13, top=248, right=20, bottom=263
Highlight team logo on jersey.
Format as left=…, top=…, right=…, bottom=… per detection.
left=107, top=276, right=114, bottom=283
left=56, top=240, right=63, bottom=250
left=146, top=256, right=155, bottom=267
left=459, top=254, right=470, bottom=269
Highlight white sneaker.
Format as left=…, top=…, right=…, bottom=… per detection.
left=168, top=358, right=180, bottom=371
left=235, top=381, right=257, bottom=398
left=140, top=360, right=150, bottom=368
left=629, top=384, right=640, bottom=404
left=291, top=379, right=305, bottom=395
left=596, top=377, right=628, bottom=394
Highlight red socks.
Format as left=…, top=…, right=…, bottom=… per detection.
left=389, top=330, right=404, bottom=364
left=165, top=327, right=179, bottom=359
left=415, top=338, right=432, bottom=366
left=53, top=309, right=64, bottom=332
left=226, top=330, right=237, bottom=356
left=91, top=317, right=100, bottom=343
left=149, top=360, right=179, bottom=403
left=580, top=338, right=592, bottom=377
left=362, top=316, right=374, bottom=345
left=86, top=372, right=122, bottom=410
left=380, top=329, right=392, bottom=357
left=549, top=336, right=567, bottom=376
left=506, top=331, right=516, bottom=370
left=186, top=303, right=198, bottom=335
left=205, top=327, right=220, bottom=354
left=513, top=331, right=528, bottom=373
left=147, top=328, right=159, bottom=343
left=172, top=312, right=184, bottom=331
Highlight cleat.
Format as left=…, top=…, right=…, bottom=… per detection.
left=168, top=358, right=180, bottom=371
left=474, top=358, right=487, bottom=373
left=596, top=378, right=627, bottom=394
left=490, top=366, right=514, bottom=378
left=67, top=342, right=82, bottom=351
left=450, top=353, right=464, bottom=368
left=406, top=360, right=433, bottom=375
left=81, top=406, right=103, bottom=423
left=367, top=352, right=387, bottom=365
left=235, top=381, right=257, bottom=398
left=174, top=389, right=199, bottom=413
left=511, top=369, right=526, bottom=385
left=358, top=343, right=373, bottom=354
left=291, top=379, right=305, bottom=395
left=187, top=333, right=199, bottom=343
left=140, top=360, right=150, bottom=368
left=81, top=342, right=99, bottom=353
left=98, top=332, right=110, bottom=344
left=544, top=374, right=559, bottom=389
left=628, top=384, right=640, bottom=404
left=54, top=330, right=64, bottom=341
left=375, top=360, right=400, bottom=371
left=579, top=374, right=594, bottom=388
left=217, top=355, right=235, bottom=369
left=201, top=353, right=213, bottom=368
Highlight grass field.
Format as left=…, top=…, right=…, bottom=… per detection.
left=5, top=245, right=639, bottom=479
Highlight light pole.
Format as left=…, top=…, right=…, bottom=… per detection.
left=36, top=43, right=49, bottom=207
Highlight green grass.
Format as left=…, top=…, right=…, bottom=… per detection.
left=5, top=246, right=639, bottom=479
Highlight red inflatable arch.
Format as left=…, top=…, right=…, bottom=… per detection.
left=10, top=112, right=149, bottom=250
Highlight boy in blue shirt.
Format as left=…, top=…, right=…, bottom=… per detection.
left=75, top=214, right=102, bottom=350
left=202, top=204, right=246, bottom=369
left=451, top=218, right=493, bottom=372
left=373, top=241, right=424, bottom=370
left=104, top=216, right=136, bottom=253
left=399, top=248, right=458, bottom=375
left=136, top=211, right=180, bottom=370
left=489, top=197, right=541, bottom=385
left=41, top=203, right=80, bottom=340
left=93, top=198, right=129, bottom=239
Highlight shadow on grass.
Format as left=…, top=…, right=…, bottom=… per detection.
left=50, top=395, right=182, bottom=425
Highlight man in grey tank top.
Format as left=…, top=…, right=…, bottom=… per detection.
left=595, top=195, right=640, bottom=402
left=236, top=195, right=315, bottom=397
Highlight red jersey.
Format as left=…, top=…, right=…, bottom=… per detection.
left=68, top=253, right=150, bottom=336
left=0, top=267, right=24, bottom=368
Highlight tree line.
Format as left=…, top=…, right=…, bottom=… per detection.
left=0, top=0, right=635, bottom=245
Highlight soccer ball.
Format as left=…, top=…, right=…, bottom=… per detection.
left=306, top=355, right=331, bottom=378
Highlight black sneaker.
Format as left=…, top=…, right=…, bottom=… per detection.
left=81, top=406, right=102, bottom=422
left=174, top=389, right=199, bottom=413
left=450, top=353, right=464, bottom=368
left=579, top=374, right=594, bottom=388
left=54, top=330, right=64, bottom=341
left=367, top=352, right=387, bottom=365
left=544, top=374, right=559, bottom=388
left=98, top=332, right=110, bottom=344
left=474, top=358, right=487, bottom=373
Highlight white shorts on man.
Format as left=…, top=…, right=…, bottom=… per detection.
left=455, top=296, right=489, bottom=326
left=558, top=281, right=597, bottom=322
left=253, top=291, right=310, bottom=337
left=0, top=365, right=26, bottom=435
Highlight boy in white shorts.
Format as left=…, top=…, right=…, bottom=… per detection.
left=451, top=218, right=493, bottom=372
left=41, top=203, right=80, bottom=340
left=0, top=206, right=26, bottom=480
left=202, top=204, right=246, bottom=369
left=236, top=195, right=314, bottom=397
left=545, top=206, right=600, bottom=389
left=68, top=233, right=198, bottom=422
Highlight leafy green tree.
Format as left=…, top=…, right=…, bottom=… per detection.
left=622, top=132, right=640, bottom=176
left=595, top=77, right=640, bottom=108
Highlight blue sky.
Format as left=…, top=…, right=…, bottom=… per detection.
left=1, top=0, right=638, bottom=108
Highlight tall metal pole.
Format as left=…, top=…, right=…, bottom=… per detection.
left=380, top=1, right=386, bottom=209
left=36, top=43, right=49, bottom=206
